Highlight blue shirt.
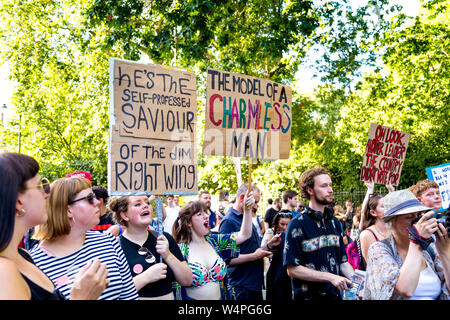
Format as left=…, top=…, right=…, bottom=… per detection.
left=208, top=208, right=217, bottom=229
left=218, top=207, right=264, bottom=291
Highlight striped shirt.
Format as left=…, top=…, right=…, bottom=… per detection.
left=30, top=231, right=138, bottom=300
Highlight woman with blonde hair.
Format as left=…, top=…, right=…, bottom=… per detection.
left=363, top=189, right=450, bottom=300
left=30, top=177, right=138, bottom=300
left=0, top=152, right=108, bottom=300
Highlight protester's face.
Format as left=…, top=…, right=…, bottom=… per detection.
left=19, top=174, right=49, bottom=226
left=371, top=197, right=385, bottom=219
left=278, top=217, right=291, bottom=232
left=68, top=188, right=100, bottom=230
left=199, top=193, right=212, bottom=209
left=297, top=202, right=305, bottom=211
left=288, top=196, right=298, bottom=208
left=311, top=174, right=333, bottom=205
left=124, top=196, right=153, bottom=227
left=275, top=200, right=282, bottom=210
left=190, top=210, right=210, bottom=236
left=252, top=190, right=261, bottom=211
left=393, top=212, right=418, bottom=235
left=418, top=188, right=442, bottom=211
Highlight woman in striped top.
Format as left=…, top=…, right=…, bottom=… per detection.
left=0, top=152, right=108, bottom=300
left=30, top=177, right=138, bottom=300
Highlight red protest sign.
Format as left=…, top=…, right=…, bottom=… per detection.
left=66, top=171, right=92, bottom=181
left=360, top=123, right=410, bottom=186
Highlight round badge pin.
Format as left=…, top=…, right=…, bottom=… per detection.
left=133, top=264, right=143, bottom=274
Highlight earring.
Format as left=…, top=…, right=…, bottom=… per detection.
left=16, top=208, right=26, bottom=217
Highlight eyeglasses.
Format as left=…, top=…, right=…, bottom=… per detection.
left=138, top=247, right=156, bottom=264
left=68, top=192, right=97, bottom=205
left=27, top=178, right=50, bottom=194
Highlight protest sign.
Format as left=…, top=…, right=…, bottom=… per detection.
left=66, top=171, right=91, bottom=181
left=360, top=123, right=410, bottom=186
left=426, top=163, right=450, bottom=211
left=202, top=69, right=292, bottom=160
left=108, top=58, right=198, bottom=195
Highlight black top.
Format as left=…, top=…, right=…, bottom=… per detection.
left=264, top=207, right=280, bottom=228
left=119, top=230, right=185, bottom=298
left=91, top=212, right=115, bottom=232
left=18, top=248, right=66, bottom=300
left=283, top=206, right=347, bottom=300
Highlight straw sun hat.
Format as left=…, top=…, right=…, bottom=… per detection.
left=382, top=189, right=432, bottom=222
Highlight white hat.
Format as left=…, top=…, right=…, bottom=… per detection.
left=382, top=189, right=432, bottom=222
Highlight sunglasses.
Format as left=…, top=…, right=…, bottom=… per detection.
left=27, top=178, right=51, bottom=194
left=138, top=247, right=156, bottom=264
left=68, top=192, right=97, bottom=205
left=279, top=212, right=293, bottom=218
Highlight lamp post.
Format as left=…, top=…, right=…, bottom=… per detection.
left=1, top=103, right=6, bottom=126
left=18, top=113, right=22, bottom=153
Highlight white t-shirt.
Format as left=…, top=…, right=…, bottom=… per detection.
left=162, top=205, right=180, bottom=234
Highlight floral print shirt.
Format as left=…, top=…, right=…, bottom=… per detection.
left=283, top=208, right=347, bottom=299
left=363, top=235, right=450, bottom=300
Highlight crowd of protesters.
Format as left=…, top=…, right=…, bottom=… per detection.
left=0, top=151, right=448, bottom=300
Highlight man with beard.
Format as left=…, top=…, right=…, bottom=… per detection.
left=199, top=191, right=217, bottom=229
left=283, top=166, right=354, bottom=300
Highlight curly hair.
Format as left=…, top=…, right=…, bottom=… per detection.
left=411, top=180, right=439, bottom=198
left=298, top=166, right=330, bottom=200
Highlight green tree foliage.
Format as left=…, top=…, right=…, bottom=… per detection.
left=1, top=0, right=445, bottom=197
left=0, top=0, right=122, bottom=184
left=334, top=0, right=450, bottom=188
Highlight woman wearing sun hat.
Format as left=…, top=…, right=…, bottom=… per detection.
left=363, top=189, right=450, bottom=300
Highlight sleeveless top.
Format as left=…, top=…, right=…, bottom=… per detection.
left=18, top=248, right=66, bottom=300
left=409, top=262, right=442, bottom=300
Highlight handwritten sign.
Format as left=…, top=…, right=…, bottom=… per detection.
left=426, top=163, right=450, bottom=211
left=108, top=58, right=198, bottom=195
left=202, top=69, right=292, bottom=160
left=360, top=123, right=410, bottom=186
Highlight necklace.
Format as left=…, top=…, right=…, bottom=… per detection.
left=373, top=225, right=388, bottom=239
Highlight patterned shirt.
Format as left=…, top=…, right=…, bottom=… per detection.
left=363, top=235, right=450, bottom=300
left=283, top=206, right=347, bottom=300
left=30, top=231, right=138, bottom=300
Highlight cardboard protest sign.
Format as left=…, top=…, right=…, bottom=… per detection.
left=66, top=171, right=91, bottom=181
left=203, top=69, right=292, bottom=160
left=426, top=163, right=450, bottom=211
left=109, top=58, right=197, bottom=195
left=360, top=123, right=410, bottom=186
